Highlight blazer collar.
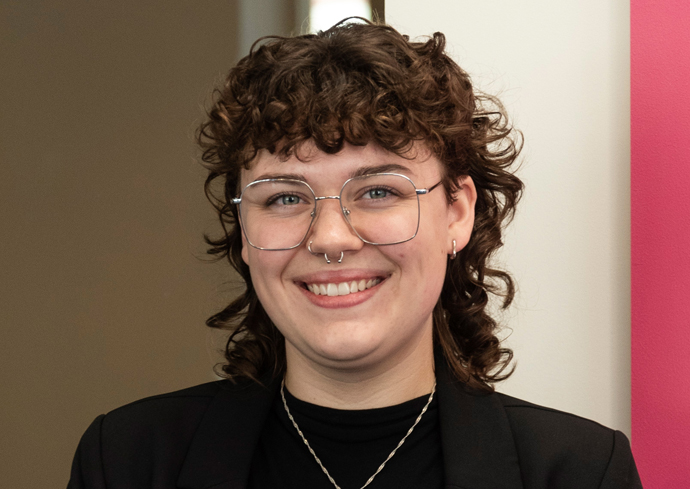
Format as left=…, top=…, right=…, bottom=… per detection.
left=177, top=377, right=279, bottom=489
left=177, top=364, right=523, bottom=489
left=436, top=362, right=523, bottom=489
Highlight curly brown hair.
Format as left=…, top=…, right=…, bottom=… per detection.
left=198, top=19, right=523, bottom=392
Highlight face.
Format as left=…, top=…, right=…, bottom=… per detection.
left=240, top=142, right=476, bottom=377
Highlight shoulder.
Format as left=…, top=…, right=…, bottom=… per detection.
left=102, top=380, right=224, bottom=430
left=497, top=392, right=615, bottom=446
left=94, top=378, right=266, bottom=448
left=496, top=393, right=641, bottom=488
left=68, top=380, right=235, bottom=488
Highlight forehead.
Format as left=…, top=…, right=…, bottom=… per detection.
left=241, top=142, right=442, bottom=188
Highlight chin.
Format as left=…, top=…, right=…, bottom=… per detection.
left=310, top=333, right=386, bottom=366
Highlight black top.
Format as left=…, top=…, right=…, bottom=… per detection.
left=248, top=388, right=443, bottom=489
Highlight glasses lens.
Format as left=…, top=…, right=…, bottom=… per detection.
left=240, top=180, right=315, bottom=249
left=341, top=174, right=420, bottom=245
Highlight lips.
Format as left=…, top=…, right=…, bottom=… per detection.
left=294, top=269, right=389, bottom=308
left=306, top=278, right=382, bottom=296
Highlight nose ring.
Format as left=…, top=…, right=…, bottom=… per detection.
left=308, top=241, right=344, bottom=264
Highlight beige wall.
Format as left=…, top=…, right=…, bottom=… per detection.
left=0, top=2, right=241, bottom=487
left=387, top=1, right=631, bottom=434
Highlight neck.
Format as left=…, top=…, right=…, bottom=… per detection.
left=283, top=334, right=436, bottom=410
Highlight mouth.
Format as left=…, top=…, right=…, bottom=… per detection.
left=302, top=277, right=384, bottom=297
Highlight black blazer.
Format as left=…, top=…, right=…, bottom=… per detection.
left=68, top=365, right=642, bottom=489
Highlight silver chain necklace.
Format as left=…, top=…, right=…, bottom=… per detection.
left=280, top=379, right=437, bottom=489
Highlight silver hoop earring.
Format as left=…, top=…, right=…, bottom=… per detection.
left=450, top=239, right=457, bottom=260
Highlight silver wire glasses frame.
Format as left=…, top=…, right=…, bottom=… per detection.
left=231, top=173, right=442, bottom=251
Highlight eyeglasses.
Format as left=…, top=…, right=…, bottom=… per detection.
left=232, top=173, right=442, bottom=251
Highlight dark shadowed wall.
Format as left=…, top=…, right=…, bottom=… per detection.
left=0, top=2, right=242, bottom=487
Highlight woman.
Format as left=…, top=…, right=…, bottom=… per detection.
left=68, top=20, right=642, bottom=489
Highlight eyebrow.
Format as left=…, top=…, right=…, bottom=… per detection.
left=351, top=163, right=412, bottom=178
left=251, top=163, right=414, bottom=184
left=253, top=172, right=308, bottom=181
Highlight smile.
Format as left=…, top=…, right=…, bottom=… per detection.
left=306, top=278, right=382, bottom=297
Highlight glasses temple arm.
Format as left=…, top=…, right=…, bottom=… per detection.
left=416, top=180, right=443, bottom=195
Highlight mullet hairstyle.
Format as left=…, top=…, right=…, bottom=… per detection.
left=198, top=19, right=523, bottom=392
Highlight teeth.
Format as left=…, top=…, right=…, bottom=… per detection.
left=308, top=278, right=381, bottom=296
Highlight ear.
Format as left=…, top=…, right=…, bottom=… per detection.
left=447, top=176, right=477, bottom=253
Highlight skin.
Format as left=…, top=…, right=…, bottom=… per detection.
left=240, top=142, right=476, bottom=409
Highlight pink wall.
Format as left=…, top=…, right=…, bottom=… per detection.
left=631, top=1, right=690, bottom=486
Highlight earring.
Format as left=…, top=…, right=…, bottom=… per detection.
left=450, top=239, right=457, bottom=260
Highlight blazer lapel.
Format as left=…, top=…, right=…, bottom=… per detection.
left=177, top=377, right=280, bottom=489
left=437, top=363, right=524, bottom=489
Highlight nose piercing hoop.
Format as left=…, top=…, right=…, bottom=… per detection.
left=308, top=241, right=318, bottom=255
left=308, top=241, right=344, bottom=264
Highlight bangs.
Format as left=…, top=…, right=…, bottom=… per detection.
left=209, top=22, right=476, bottom=171
left=244, top=57, right=422, bottom=161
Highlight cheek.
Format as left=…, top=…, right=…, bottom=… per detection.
left=246, top=250, right=273, bottom=283
left=241, top=241, right=249, bottom=266
left=422, top=257, right=447, bottom=303
left=412, top=236, right=448, bottom=297
left=392, top=242, right=447, bottom=299
left=244, top=248, right=296, bottom=299
left=246, top=253, right=281, bottom=322
left=240, top=226, right=250, bottom=266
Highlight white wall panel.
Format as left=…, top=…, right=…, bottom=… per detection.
left=387, top=1, right=631, bottom=434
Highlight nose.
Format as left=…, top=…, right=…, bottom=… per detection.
left=307, top=197, right=363, bottom=259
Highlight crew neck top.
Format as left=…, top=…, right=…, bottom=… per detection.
left=248, top=386, right=443, bottom=489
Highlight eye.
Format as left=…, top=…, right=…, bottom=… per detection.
left=366, top=188, right=389, bottom=199
left=280, top=194, right=300, bottom=205
left=359, top=185, right=398, bottom=200
left=265, top=192, right=306, bottom=207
